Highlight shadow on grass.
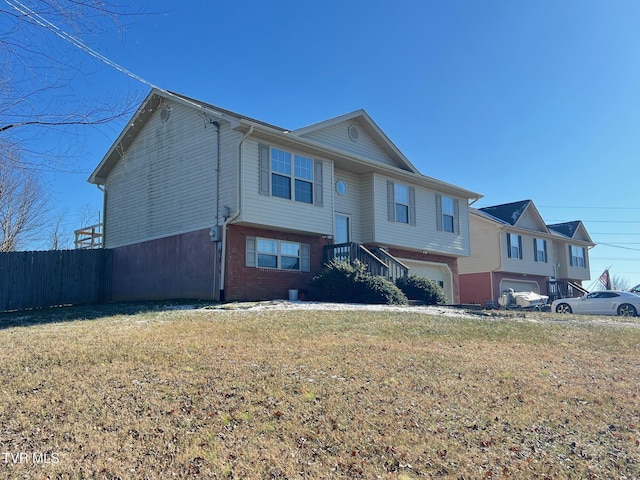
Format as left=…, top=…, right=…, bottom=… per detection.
left=0, top=300, right=217, bottom=330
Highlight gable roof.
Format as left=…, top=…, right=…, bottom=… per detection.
left=478, top=200, right=533, bottom=226
left=88, top=88, right=482, bottom=201
left=547, top=221, right=594, bottom=243
left=292, top=110, right=420, bottom=174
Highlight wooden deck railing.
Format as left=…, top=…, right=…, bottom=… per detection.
left=546, top=280, right=589, bottom=302
left=323, top=243, right=408, bottom=281
left=74, top=223, right=103, bottom=249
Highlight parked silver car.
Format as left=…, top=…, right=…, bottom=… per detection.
left=552, top=291, right=640, bottom=316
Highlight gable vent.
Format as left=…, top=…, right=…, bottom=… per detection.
left=160, top=105, right=171, bottom=123
left=348, top=124, right=359, bottom=142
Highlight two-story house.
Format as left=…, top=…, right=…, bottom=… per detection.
left=458, top=200, right=594, bottom=307
left=88, top=89, right=482, bottom=303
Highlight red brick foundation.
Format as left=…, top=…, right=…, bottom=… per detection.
left=224, top=224, right=329, bottom=301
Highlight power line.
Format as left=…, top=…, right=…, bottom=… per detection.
left=4, top=0, right=159, bottom=90
left=592, top=243, right=640, bottom=252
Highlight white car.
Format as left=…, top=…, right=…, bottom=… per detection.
left=552, top=291, right=640, bottom=316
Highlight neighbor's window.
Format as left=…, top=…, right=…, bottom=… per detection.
left=534, top=238, right=547, bottom=263
left=395, top=183, right=409, bottom=224
left=569, top=245, right=586, bottom=268
left=507, top=233, right=522, bottom=259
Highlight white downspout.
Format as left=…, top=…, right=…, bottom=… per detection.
left=219, top=126, right=253, bottom=301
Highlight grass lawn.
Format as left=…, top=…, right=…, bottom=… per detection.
left=1, top=302, right=639, bottom=479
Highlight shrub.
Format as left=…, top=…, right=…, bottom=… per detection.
left=310, top=260, right=408, bottom=305
left=396, top=274, right=447, bottom=305
left=354, top=274, right=408, bottom=305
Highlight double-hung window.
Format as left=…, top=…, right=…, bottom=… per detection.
left=271, top=149, right=292, bottom=200
left=436, top=194, right=459, bottom=234
left=441, top=196, right=455, bottom=233
left=387, top=180, right=416, bottom=225
left=246, top=237, right=310, bottom=272
left=534, top=238, right=547, bottom=263
left=507, top=233, right=522, bottom=259
left=395, top=183, right=409, bottom=224
left=569, top=245, right=586, bottom=268
left=294, top=154, right=313, bottom=204
left=260, top=144, right=322, bottom=206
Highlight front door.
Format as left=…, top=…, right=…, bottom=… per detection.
left=335, top=214, right=351, bottom=244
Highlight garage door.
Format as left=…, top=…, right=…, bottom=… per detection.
left=399, top=259, right=453, bottom=304
left=500, top=279, right=540, bottom=294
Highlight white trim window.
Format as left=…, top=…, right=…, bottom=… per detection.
left=534, top=238, right=547, bottom=263
left=259, top=144, right=323, bottom=206
left=569, top=245, right=586, bottom=268
left=387, top=180, right=416, bottom=225
left=507, top=233, right=522, bottom=259
left=246, top=237, right=311, bottom=272
left=395, top=183, right=409, bottom=223
left=436, top=194, right=460, bottom=234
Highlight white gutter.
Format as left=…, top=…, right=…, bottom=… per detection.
left=219, top=126, right=253, bottom=300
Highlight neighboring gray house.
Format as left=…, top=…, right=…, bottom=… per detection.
left=458, top=200, right=594, bottom=306
left=89, top=88, right=482, bottom=302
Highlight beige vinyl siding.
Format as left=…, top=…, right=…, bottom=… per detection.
left=557, top=241, right=591, bottom=281
left=372, top=174, right=471, bottom=256
left=105, top=100, right=216, bottom=248
left=517, top=208, right=546, bottom=231
left=297, top=119, right=399, bottom=169
left=240, top=140, right=333, bottom=236
left=458, top=216, right=501, bottom=274
left=360, top=173, right=376, bottom=242
left=217, top=124, right=243, bottom=220
left=502, top=231, right=555, bottom=276
left=333, top=169, right=363, bottom=243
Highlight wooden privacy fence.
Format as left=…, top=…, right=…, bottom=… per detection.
left=0, top=249, right=112, bottom=312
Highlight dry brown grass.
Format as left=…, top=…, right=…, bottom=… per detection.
left=1, top=303, right=639, bottom=479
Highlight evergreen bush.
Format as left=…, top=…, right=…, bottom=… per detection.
left=310, top=260, right=408, bottom=305
left=396, top=274, right=447, bottom=305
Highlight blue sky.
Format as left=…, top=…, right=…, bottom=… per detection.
left=13, top=0, right=640, bottom=287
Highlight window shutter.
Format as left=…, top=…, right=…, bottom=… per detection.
left=314, top=160, right=323, bottom=207
left=533, top=239, right=538, bottom=262
left=301, top=244, right=311, bottom=272
left=543, top=239, right=547, bottom=262
left=453, top=199, right=460, bottom=234
left=408, top=187, right=416, bottom=226
left=436, top=194, right=443, bottom=231
left=246, top=236, right=256, bottom=267
left=507, top=233, right=512, bottom=258
left=518, top=235, right=523, bottom=259
left=387, top=181, right=395, bottom=222
left=259, top=144, right=270, bottom=196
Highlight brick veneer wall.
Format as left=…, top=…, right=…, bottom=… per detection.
left=224, top=224, right=329, bottom=301
left=111, top=228, right=217, bottom=301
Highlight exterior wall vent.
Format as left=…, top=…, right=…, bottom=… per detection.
left=348, top=124, right=359, bottom=142
left=160, top=105, right=171, bottom=123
